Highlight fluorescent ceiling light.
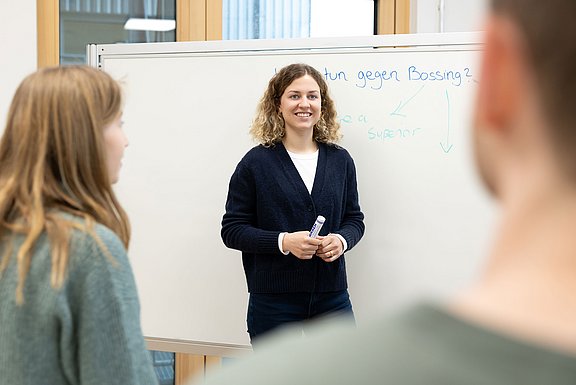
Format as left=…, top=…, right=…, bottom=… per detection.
left=124, top=18, right=176, bottom=32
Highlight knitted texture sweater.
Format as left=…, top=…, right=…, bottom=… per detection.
left=0, top=218, right=158, bottom=385
left=221, top=142, right=365, bottom=293
left=204, top=303, right=576, bottom=385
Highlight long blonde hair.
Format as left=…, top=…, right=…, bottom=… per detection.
left=0, top=66, right=130, bottom=303
left=250, top=63, right=341, bottom=146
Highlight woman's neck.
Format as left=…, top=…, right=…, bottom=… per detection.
left=283, top=132, right=317, bottom=154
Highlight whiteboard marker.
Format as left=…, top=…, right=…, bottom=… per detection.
left=308, top=215, right=325, bottom=238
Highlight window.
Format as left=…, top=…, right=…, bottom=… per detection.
left=60, top=0, right=176, bottom=65
left=222, top=0, right=375, bottom=40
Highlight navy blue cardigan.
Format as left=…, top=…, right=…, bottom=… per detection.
left=221, top=142, right=365, bottom=293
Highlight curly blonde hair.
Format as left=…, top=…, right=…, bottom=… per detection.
left=250, top=63, right=341, bottom=146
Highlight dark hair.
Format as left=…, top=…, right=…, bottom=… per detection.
left=492, top=0, right=576, bottom=176
left=250, top=63, right=341, bottom=145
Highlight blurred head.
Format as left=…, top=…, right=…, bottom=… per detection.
left=474, top=0, right=576, bottom=194
left=0, top=66, right=130, bottom=302
left=1, top=65, right=127, bottom=190
left=250, top=63, right=341, bottom=146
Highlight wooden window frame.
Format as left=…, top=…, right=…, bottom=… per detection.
left=376, top=0, right=411, bottom=34
left=36, top=0, right=221, bottom=68
left=177, top=0, right=222, bottom=41
left=37, top=0, right=59, bottom=67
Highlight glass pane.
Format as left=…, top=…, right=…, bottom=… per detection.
left=60, top=0, right=176, bottom=65
left=310, top=0, right=374, bottom=37
left=149, top=350, right=175, bottom=385
left=223, top=0, right=374, bottom=40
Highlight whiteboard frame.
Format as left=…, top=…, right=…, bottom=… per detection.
left=88, top=31, right=485, bottom=356
left=88, top=32, right=482, bottom=67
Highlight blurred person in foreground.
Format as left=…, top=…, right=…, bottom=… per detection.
left=198, top=0, right=576, bottom=383
left=0, top=66, right=158, bottom=385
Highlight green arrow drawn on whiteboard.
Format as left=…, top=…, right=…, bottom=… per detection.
left=440, top=89, right=454, bottom=153
left=390, top=85, right=426, bottom=117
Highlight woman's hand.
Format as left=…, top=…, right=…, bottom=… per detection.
left=282, top=231, right=322, bottom=259
left=316, top=235, right=344, bottom=262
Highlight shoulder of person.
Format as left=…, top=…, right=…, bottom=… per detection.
left=322, top=142, right=355, bottom=162
left=58, top=213, right=128, bottom=270
left=202, top=304, right=446, bottom=385
left=239, top=143, right=283, bottom=165
left=203, top=318, right=371, bottom=385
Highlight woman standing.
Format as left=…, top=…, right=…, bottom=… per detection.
left=0, top=66, right=157, bottom=384
left=221, top=63, right=365, bottom=342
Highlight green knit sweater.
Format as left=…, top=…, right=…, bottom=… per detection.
left=204, top=303, right=576, bottom=385
left=0, top=219, right=158, bottom=385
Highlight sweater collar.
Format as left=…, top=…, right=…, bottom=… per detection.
left=275, top=142, right=327, bottom=201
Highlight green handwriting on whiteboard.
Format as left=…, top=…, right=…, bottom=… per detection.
left=338, top=114, right=423, bottom=143
left=339, top=87, right=459, bottom=154
left=368, top=128, right=423, bottom=140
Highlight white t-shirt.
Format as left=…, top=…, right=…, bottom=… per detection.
left=286, top=149, right=319, bottom=194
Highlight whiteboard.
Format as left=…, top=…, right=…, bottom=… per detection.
left=92, top=32, right=496, bottom=350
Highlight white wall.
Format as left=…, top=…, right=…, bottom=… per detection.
left=0, top=0, right=37, bottom=132
left=413, top=0, right=488, bottom=33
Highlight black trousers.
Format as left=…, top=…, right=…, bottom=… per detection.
left=247, top=290, right=354, bottom=343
